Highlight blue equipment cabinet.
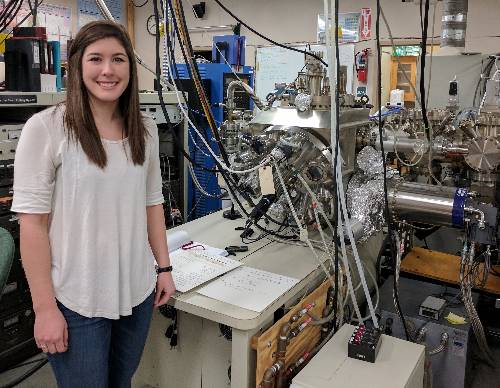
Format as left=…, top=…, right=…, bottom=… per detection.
left=212, top=35, right=246, bottom=66
left=175, top=63, right=253, bottom=220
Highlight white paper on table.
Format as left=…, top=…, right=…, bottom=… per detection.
left=166, top=230, right=228, bottom=256
left=169, top=250, right=242, bottom=293
left=198, top=267, right=299, bottom=313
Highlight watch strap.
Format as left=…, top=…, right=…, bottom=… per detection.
left=156, top=265, right=173, bottom=274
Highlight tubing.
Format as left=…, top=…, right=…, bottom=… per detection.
left=336, top=155, right=379, bottom=328
left=226, top=80, right=267, bottom=111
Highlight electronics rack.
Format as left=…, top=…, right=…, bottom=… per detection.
left=0, top=94, right=51, bottom=371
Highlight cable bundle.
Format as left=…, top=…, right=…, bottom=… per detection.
left=0, top=0, right=23, bottom=34
left=459, top=242, right=493, bottom=364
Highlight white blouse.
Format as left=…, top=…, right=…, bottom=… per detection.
left=11, top=105, right=164, bottom=318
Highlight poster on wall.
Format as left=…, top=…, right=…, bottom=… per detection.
left=360, top=8, right=372, bottom=40
left=318, top=12, right=360, bottom=44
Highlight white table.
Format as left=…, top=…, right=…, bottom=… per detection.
left=135, top=211, right=381, bottom=388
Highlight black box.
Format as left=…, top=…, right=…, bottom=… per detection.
left=0, top=301, right=38, bottom=373
left=1, top=257, right=30, bottom=314
left=347, top=324, right=382, bottom=363
left=5, top=39, right=42, bottom=92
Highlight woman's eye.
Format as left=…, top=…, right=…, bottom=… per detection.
left=113, top=57, right=125, bottom=62
left=89, top=57, right=101, bottom=62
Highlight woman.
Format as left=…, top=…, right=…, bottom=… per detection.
left=11, top=21, right=176, bottom=387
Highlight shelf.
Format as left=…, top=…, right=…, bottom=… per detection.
left=0, top=91, right=179, bottom=107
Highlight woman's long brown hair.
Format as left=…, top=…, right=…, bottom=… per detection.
left=64, top=20, right=146, bottom=168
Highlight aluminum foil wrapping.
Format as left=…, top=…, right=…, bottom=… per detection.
left=356, top=146, right=384, bottom=177
left=295, top=93, right=312, bottom=112
left=347, top=176, right=385, bottom=242
left=346, top=146, right=388, bottom=242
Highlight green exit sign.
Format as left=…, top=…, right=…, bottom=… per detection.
left=392, top=45, right=421, bottom=56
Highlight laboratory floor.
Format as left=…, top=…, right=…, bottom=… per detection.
left=467, top=338, right=500, bottom=388
left=1, top=338, right=500, bottom=387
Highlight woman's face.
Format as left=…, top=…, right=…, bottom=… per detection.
left=81, top=37, right=130, bottom=106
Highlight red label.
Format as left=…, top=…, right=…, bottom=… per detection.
left=360, top=8, right=372, bottom=40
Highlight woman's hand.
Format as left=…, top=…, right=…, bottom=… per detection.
left=34, top=305, right=68, bottom=354
left=154, top=272, right=176, bottom=307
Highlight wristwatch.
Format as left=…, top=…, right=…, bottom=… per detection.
left=156, top=265, right=173, bottom=274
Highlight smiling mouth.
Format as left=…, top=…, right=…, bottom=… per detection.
left=97, top=81, right=119, bottom=89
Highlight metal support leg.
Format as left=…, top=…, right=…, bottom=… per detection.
left=231, top=328, right=259, bottom=388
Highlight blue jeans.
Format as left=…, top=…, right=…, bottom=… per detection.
left=48, top=292, right=154, bottom=388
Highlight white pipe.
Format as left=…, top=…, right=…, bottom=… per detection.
left=337, top=156, right=379, bottom=328
left=324, top=0, right=379, bottom=327
left=273, top=161, right=335, bottom=289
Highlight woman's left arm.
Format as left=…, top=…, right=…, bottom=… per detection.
left=147, top=204, right=176, bottom=307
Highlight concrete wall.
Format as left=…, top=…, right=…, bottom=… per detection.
left=133, top=0, right=500, bottom=103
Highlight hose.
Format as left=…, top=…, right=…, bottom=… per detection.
left=428, top=332, right=449, bottom=356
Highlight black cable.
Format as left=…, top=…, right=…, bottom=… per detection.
left=473, top=58, right=495, bottom=107
left=419, top=0, right=431, bottom=140
left=0, top=0, right=44, bottom=45
left=213, top=0, right=327, bottom=67
left=332, top=0, right=340, bottom=333
left=166, top=0, right=294, bottom=231
left=0, top=0, right=22, bottom=33
left=0, top=0, right=19, bottom=28
left=0, top=356, right=46, bottom=371
left=27, top=0, right=34, bottom=16
left=375, top=233, right=391, bottom=284
left=1, top=0, right=20, bottom=18
left=375, top=1, right=391, bottom=260
left=163, top=3, right=221, bottom=166
left=166, top=1, right=299, bottom=234
left=31, top=0, right=38, bottom=27
left=154, top=0, right=221, bottom=215
left=0, top=359, right=49, bottom=388
left=376, top=0, right=410, bottom=341
left=154, top=0, right=236, bottom=214
left=157, top=0, right=294, bottom=236
left=173, top=0, right=230, bottom=164
left=4, top=0, right=22, bottom=30
left=161, top=0, right=243, bottom=216
left=153, top=0, right=221, bottom=176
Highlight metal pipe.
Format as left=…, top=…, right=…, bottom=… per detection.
left=274, top=303, right=315, bottom=388
left=388, top=182, right=466, bottom=227
left=385, top=136, right=429, bottom=155
left=260, top=360, right=284, bottom=388
left=428, top=332, right=449, bottom=356
left=380, top=137, right=470, bottom=162
left=275, top=323, right=290, bottom=388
